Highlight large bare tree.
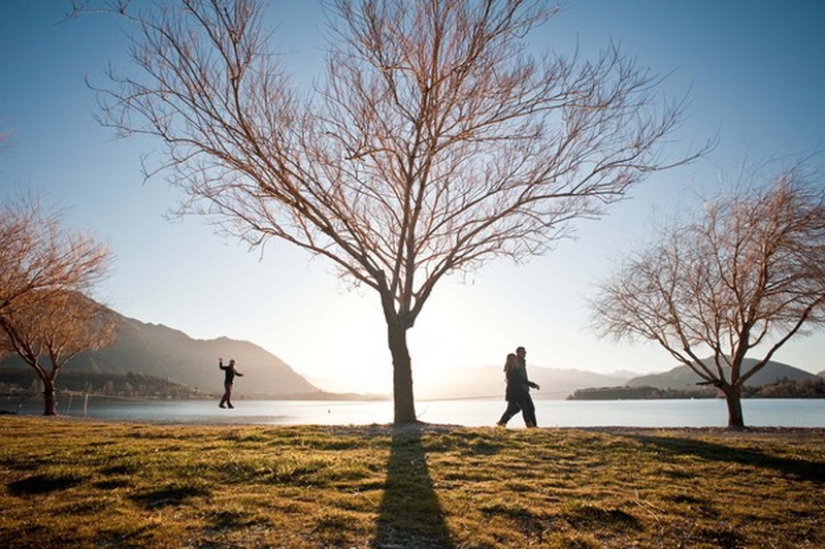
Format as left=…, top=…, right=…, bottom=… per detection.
left=0, top=195, right=114, bottom=415
left=591, top=167, right=825, bottom=427
left=85, top=0, right=703, bottom=423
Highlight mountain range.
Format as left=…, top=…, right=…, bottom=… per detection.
left=416, top=359, right=822, bottom=400
left=0, top=310, right=320, bottom=398
left=625, top=358, right=820, bottom=390
left=415, top=365, right=635, bottom=400
left=1, top=304, right=821, bottom=399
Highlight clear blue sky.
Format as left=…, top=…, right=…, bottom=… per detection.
left=1, top=1, right=824, bottom=394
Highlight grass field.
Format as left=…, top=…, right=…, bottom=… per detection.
left=0, top=417, right=823, bottom=548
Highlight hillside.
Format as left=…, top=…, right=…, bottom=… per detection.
left=415, top=365, right=634, bottom=400
left=626, top=358, right=818, bottom=390
left=0, top=310, right=320, bottom=398
left=5, top=300, right=819, bottom=401
left=1, top=302, right=636, bottom=400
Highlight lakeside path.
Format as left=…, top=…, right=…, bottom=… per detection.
left=1, top=417, right=823, bottom=548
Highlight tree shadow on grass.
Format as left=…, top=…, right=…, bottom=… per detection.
left=129, top=481, right=212, bottom=509
left=626, top=433, right=825, bottom=483
left=8, top=472, right=87, bottom=495
left=374, top=423, right=455, bottom=549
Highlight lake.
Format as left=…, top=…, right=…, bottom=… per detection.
left=4, top=396, right=824, bottom=428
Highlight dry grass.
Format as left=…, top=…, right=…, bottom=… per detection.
left=0, top=417, right=823, bottom=548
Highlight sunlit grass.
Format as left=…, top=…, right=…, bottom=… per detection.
left=0, top=418, right=823, bottom=548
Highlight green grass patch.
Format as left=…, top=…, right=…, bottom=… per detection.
left=0, top=418, right=823, bottom=548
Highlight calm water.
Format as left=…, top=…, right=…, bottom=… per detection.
left=4, top=396, right=824, bottom=428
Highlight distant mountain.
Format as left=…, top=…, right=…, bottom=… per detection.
left=819, top=370, right=825, bottom=378
left=0, top=309, right=320, bottom=398
left=13, top=301, right=817, bottom=402
left=626, top=359, right=818, bottom=390
left=415, top=365, right=634, bottom=400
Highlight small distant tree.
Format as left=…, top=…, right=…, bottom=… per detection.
left=83, top=0, right=705, bottom=423
left=0, top=195, right=109, bottom=311
left=1, top=291, right=117, bottom=415
left=591, top=166, right=825, bottom=428
left=0, top=195, right=114, bottom=415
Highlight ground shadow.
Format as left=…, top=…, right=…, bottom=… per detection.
left=625, top=433, right=825, bottom=484
left=128, top=482, right=212, bottom=509
left=8, top=472, right=86, bottom=495
left=374, top=423, right=455, bottom=549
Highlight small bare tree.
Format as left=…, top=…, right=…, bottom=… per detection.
left=591, top=166, right=825, bottom=427
left=0, top=195, right=114, bottom=415
left=84, top=0, right=704, bottom=423
left=1, top=291, right=117, bottom=415
left=0, top=195, right=109, bottom=311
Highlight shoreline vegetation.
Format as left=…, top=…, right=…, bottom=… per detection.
left=1, top=417, right=823, bottom=548
left=568, top=376, right=825, bottom=401
left=3, top=368, right=824, bottom=404
left=0, top=368, right=390, bottom=402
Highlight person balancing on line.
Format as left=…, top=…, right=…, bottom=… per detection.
left=218, top=357, right=243, bottom=409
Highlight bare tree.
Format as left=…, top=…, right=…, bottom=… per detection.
left=85, top=0, right=704, bottom=423
left=0, top=195, right=110, bottom=312
left=0, top=195, right=114, bottom=415
left=1, top=291, right=117, bottom=415
left=591, top=166, right=825, bottom=427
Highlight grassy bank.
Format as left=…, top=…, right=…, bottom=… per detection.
left=0, top=417, right=823, bottom=548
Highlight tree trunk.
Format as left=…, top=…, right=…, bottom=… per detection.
left=43, top=379, right=57, bottom=416
left=721, top=384, right=744, bottom=429
left=387, top=320, right=417, bottom=424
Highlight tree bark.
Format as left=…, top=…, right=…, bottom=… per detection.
left=43, top=379, right=57, bottom=416
left=386, top=320, right=417, bottom=424
left=721, top=384, right=744, bottom=429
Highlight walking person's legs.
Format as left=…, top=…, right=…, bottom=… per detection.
left=521, top=394, right=537, bottom=427
left=497, top=401, right=522, bottom=426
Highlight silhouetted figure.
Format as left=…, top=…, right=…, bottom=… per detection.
left=218, top=357, right=243, bottom=409
left=496, top=346, right=540, bottom=427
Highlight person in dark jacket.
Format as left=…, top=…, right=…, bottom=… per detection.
left=219, top=357, right=243, bottom=409
left=496, top=346, right=540, bottom=427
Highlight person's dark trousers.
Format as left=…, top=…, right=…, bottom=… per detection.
left=498, top=400, right=522, bottom=425
left=498, top=394, right=537, bottom=427
left=521, top=394, right=537, bottom=427
left=219, top=382, right=233, bottom=408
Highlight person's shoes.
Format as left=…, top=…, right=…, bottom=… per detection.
left=219, top=404, right=226, bottom=409
left=496, top=421, right=506, bottom=428
left=227, top=404, right=234, bottom=409
left=525, top=422, right=536, bottom=428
